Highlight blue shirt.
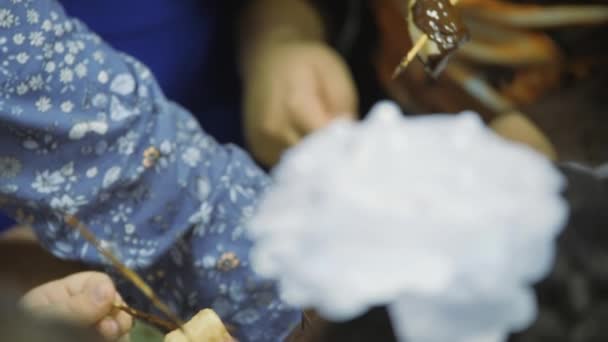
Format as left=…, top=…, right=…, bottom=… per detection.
left=60, top=0, right=244, bottom=146
left=0, top=1, right=299, bottom=340
left=1, top=1, right=245, bottom=231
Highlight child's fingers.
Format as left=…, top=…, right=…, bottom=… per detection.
left=95, top=292, right=133, bottom=341
left=115, top=310, right=134, bottom=335
left=97, top=317, right=121, bottom=341
left=21, top=272, right=117, bottom=325
left=29, top=280, right=114, bottom=325
left=117, top=334, right=132, bottom=342
left=112, top=294, right=134, bottom=336
left=64, top=280, right=116, bottom=324
left=96, top=312, right=131, bottom=341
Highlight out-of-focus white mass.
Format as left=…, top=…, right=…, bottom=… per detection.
left=248, top=101, right=568, bottom=342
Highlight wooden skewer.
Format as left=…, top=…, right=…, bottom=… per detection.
left=114, top=304, right=179, bottom=332
left=64, top=215, right=190, bottom=339
left=392, top=34, right=429, bottom=78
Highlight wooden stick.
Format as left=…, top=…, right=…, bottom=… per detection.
left=392, top=34, right=429, bottom=78
left=114, top=304, right=178, bottom=332
left=64, top=215, right=189, bottom=339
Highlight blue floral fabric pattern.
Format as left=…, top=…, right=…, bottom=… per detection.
left=0, top=0, right=300, bottom=340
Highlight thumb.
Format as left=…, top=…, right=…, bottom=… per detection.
left=43, top=275, right=116, bottom=325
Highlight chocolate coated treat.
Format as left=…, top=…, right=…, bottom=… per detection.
left=412, top=0, right=468, bottom=76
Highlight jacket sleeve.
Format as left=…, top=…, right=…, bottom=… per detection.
left=0, top=1, right=299, bottom=340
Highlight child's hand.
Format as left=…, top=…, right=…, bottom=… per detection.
left=165, top=309, right=236, bottom=342
left=243, top=41, right=358, bottom=166
left=20, top=272, right=133, bottom=341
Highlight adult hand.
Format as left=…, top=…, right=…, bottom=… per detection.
left=244, top=41, right=358, bottom=166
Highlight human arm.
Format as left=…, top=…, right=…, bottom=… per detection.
left=0, top=1, right=300, bottom=340
left=239, top=0, right=358, bottom=166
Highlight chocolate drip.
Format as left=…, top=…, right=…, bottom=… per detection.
left=412, top=0, right=469, bottom=76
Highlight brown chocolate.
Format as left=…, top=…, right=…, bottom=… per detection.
left=412, top=0, right=469, bottom=76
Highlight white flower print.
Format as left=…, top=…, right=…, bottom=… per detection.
left=16, top=83, right=28, bottom=95
left=110, top=73, right=135, bottom=96
left=53, top=24, right=64, bottom=37
left=124, top=224, right=136, bottom=235
left=53, top=41, right=64, bottom=54
left=41, top=43, right=53, bottom=58
left=69, top=121, right=108, bottom=140
left=92, top=93, right=108, bottom=108
left=233, top=309, right=261, bottom=325
left=197, top=178, right=211, bottom=200
left=50, top=194, right=86, bottom=215
left=111, top=204, right=132, bottom=223
left=29, top=74, right=44, bottom=90
left=29, top=31, right=44, bottom=46
left=103, top=166, right=122, bottom=188
left=138, top=84, right=149, bottom=98
left=182, top=147, right=201, bottom=167
left=60, top=162, right=77, bottom=183
left=189, top=201, right=213, bottom=226
left=10, top=105, right=23, bottom=116
left=86, top=167, right=98, bottom=178
left=0, top=157, right=22, bottom=178
left=60, top=101, right=74, bottom=113
left=42, top=45, right=53, bottom=58
left=15, top=52, right=29, bottom=64
left=202, top=255, right=216, bottom=269
left=32, top=170, right=65, bottom=194
left=22, top=134, right=57, bottom=156
left=98, top=70, right=109, bottom=84
left=26, top=9, right=39, bottom=24
left=97, top=240, right=123, bottom=262
left=153, top=140, right=174, bottom=170
left=62, top=54, right=74, bottom=66
left=42, top=47, right=52, bottom=60
left=110, top=96, right=137, bottom=121
left=124, top=248, right=155, bottom=269
left=0, top=184, right=18, bottom=194
left=44, top=61, right=56, bottom=73
left=35, top=96, right=51, bottom=112
left=93, top=50, right=105, bottom=63
left=59, top=68, right=73, bottom=83
left=66, top=41, right=79, bottom=54
left=0, top=4, right=298, bottom=332
left=41, top=19, right=52, bottom=31
left=0, top=9, right=15, bottom=28
left=117, top=131, right=139, bottom=155
left=74, top=63, right=87, bottom=78
left=159, top=140, right=173, bottom=154
left=22, top=139, right=38, bottom=150
left=12, top=33, right=24, bottom=45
